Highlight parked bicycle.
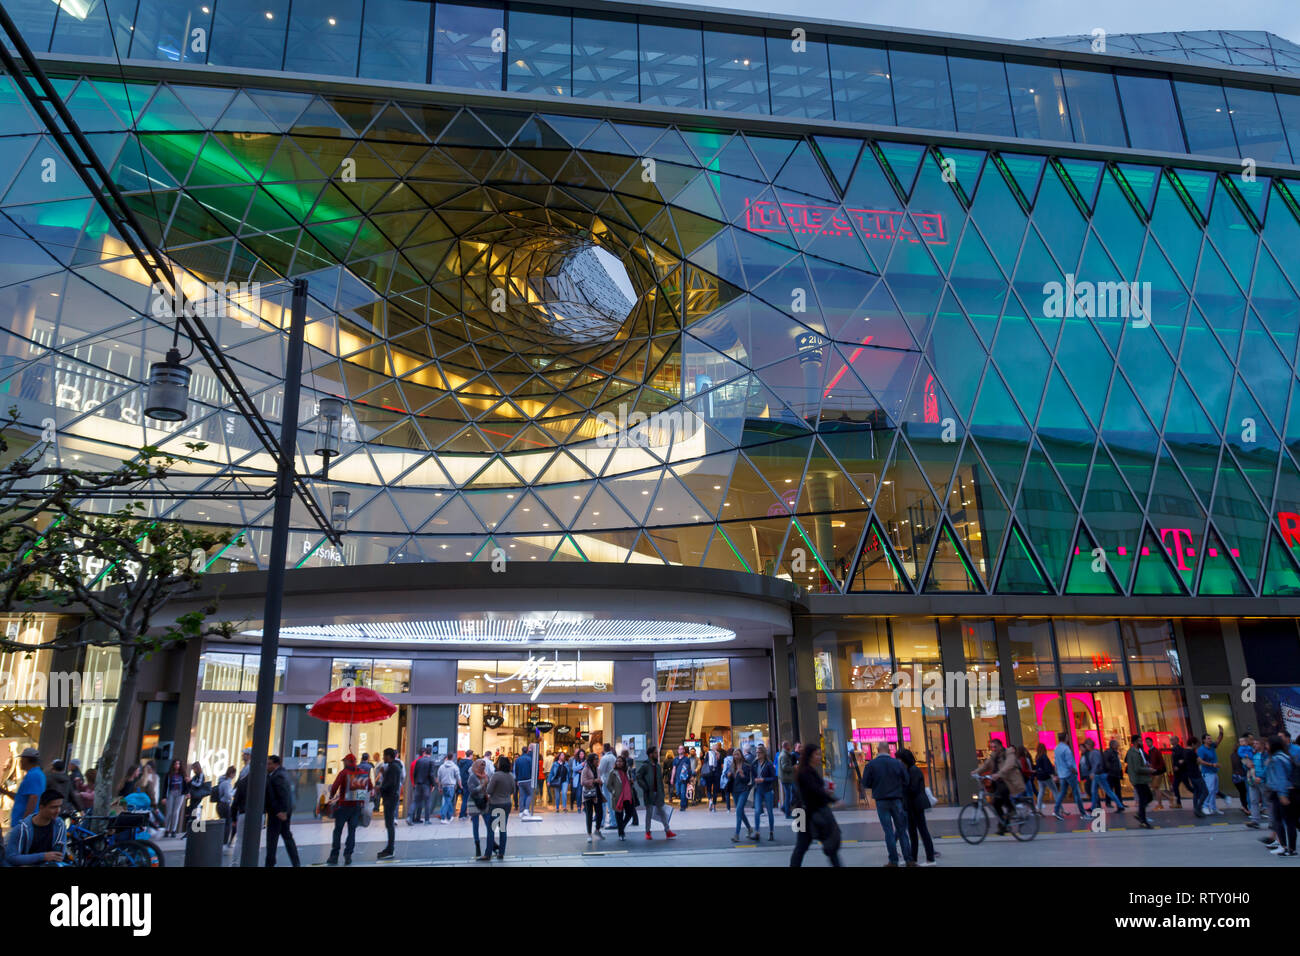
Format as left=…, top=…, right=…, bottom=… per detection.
left=65, top=811, right=165, bottom=867
left=958, top=773, right=1039, bottom=844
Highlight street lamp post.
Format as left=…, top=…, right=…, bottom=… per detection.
left=240, top=278, right=309, bottom=868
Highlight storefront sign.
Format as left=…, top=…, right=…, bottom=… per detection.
left=534, top=720, right=555, bottom=733
left=484, top=713, right=504, bottom=729
left=744, top=198, right=946, bottom=243
left=482, top=655, right=609, bottom=701
left=556, top=725, right=572, bottom=735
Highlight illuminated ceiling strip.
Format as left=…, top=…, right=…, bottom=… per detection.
left=241, top=619, right=736, bottom=645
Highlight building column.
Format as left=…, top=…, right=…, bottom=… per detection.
left=994, top=619, right=1024, bottom=750
left=938, top=618, right=980, bottom=804
left=1219, top=619, right=1256, bottom=737
left=170, top=640, right=204, bottom=773
left=791, top=615, right=819, bottom=749
left=37, top=641, right=81, bottom=763
left=771, top=633, right=794, bottom=748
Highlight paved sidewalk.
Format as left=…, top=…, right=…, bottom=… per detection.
left=164, top=794, right=1262, bottom=865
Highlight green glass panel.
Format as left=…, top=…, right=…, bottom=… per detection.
left=850, top=518, right=910, bottom=593
left=994, top=520, right=1053, bottom=593
left=1013, top=227, right=1065, bottom=348
left=970, top=364, right=1031, bottom=499
left=1031, top=161, right=1086, bottom=272
left=774, top=141, right=837, bottom=203
left=1148, top=171, right=1202, bottom=287
left=1064, top=522, right=1122, bottom=594
left=1131, top=524, right=1188, bottom=595
left=1209, top=453, right=1268, bottom=587
left=1249, top=247, right=1300, bottom=368
left=947, top=227, right=1007, bottom=346
left=1236, top=312, right=1291, bottom=433
left=1037, top=369, right=1094, bottom=505
left=812, top=136, right=863, bottom=193
left=1090, top=168, right=1145, bottom=278
left=923, top=520, right=981, bottom=593
left=1191, top=244, right=1246, bottom=361
left=969, top=156, right=1028, bottom=276
left=1227, top=374, right=1282, bottom=507
left=876, top=141, right=926, bottom=199
left=1262, top=529, right=1300, bottom=596
left=1171, top=168, right=1215, bottom=222
left=1015, top=442, right=1076, bottom=588
left=1054, top=310, right=1110, bottom=426
left=990, top=299, right=1049, bottom=422
left=1146, top=448, right=1205, bottom=592
left=1195, top=525, right=1252, bottom=596
left=873, top=438, right=940, bottom=587
left=1205, top=176, right=1259, bottom=292
left=1115, top=163, right=1160, bottom=217
left=1117, top=318, right=1175, bottom=430
left=999, top=153, right=1044, bottom=207
left=1082, top=448, right=1142, bottom=589
left=1075, top=231, right=1126, bottom=353
left=1058, top=158, right=1104, bottom=212
left=948, top=437, right=1007, bottom=587
left=1101, top=374, right=1158, bottom=503
left=925, top=306, right=984, bottom=423
left=1178, top=309, right=1232, bottom=432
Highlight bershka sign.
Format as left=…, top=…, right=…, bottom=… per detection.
left=49, top=886, right=151, bottom=936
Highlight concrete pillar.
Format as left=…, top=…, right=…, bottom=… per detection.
left=771, top=633, right=795, bottom=747
left=791, top=615, right=819, bottom=750
left=937, top=618, right=979, bottom=804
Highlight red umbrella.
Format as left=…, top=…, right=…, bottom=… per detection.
left=309, top=685, right=397, bottom=725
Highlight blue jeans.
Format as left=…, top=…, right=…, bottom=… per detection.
left=1201, top=770, right=1219, bottom=814
left=1053, top=773, right=1088, bottom=815
left=440, top=785, right=456, bottom=820
left=875, top=797, right=912, bottom=864
left=1088, top=774, right=1126, bottom=812
left=781, top=782, right=795, bottom=816
left=485, top=805, right=510, bottom=856
left=676, top=779, right=689, bottom=810
left=754, top=788, right=775, bottom=834
left=411, top=783, right=431, bottom=822
left=458, top=785, right=470, bottom=818
left=518, top=780, right=534, bottom=815
left=734, top=788, right=752, bottom=836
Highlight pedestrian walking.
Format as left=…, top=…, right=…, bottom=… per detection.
left=1081, top=738, right=1126, bottom=815
left=1032, top=743, right=1055, bottom=812
left=1125, top=735, right=1154, bottom=829
left=1265, top=735, right=1298, bottom=856
left=514, top=746, right=535, bottom=817
left=729, top=749, right=755, bottom=842
left=1103, top=739, right=1124, bottom=810
left=580, top=751, right=604, bottom=842
left=1146, top=738, right=1172, bottom=809
left=479, top=756, right=515, bottom=860
left=1197, top=728, right=1225, bottom=816
left=597, top=743, right=616, bottom=827
left=635, top=745, right=675, bottom=840
left=778, top=741, right=797, bottom=818
left=1052, top=731, right=1089, bottom=820
left=410, top=746, right=434, bottom=824
left=789, top=743, right=841, bottom=867
left=437, top=753, right=461, bottom=822
left=457, top=749, right=476, bottom=819
left=671, top=745, right=692, bottom=812
left=216, top=765, right=237, bottom=845
left=264, top=754, right=301, bottom=867
left=326, top=753, right=372, bottom=865
left=1232, top=735, right=1254, bottom=817
left=752, top=744, right=777, bottom=841
left=606, top=755, right=636, bottom=840
left=467, top=758, right=490, bottom=859
left=863, top=744, right=913, bottom=865
left=898, top=748, right=936, bottom=866
left=549, top=752, right=570, bottom=811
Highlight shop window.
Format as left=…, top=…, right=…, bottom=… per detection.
left=1133, top=688, right=1191, bottom=748
left=655, top=658, right=729, bottom=692
left=370, top=659, right=411, bottom=694
left=1240, top=619, right=1300, bottom=685
left=961, top=618, right=999, bottom=664
left=1007, top=618, right=1056, bottom=685
left=360, top=0, right=430, bottom=83
left=1054, top=619, right=1124, bottom=687
left=811, top=619, right=890, bottom=690
left=1120, top=620, right=1182, bottom=684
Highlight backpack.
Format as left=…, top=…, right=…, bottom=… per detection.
left=1281, top=753, right=1300, bottom=792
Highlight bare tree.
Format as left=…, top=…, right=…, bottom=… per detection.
left=0, top=410, right=239, bottom=815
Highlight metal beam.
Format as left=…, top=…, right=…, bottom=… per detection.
left=0, top=4, right=339, bottom=548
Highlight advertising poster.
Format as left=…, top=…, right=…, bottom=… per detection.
left=422, top=737, right=449, bottom=758
left=1255, top=686, right=1300, bottom=738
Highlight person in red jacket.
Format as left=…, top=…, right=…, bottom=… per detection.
left=326, top=753, right=372, bottom=865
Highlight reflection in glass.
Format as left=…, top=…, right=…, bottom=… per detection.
left=767, top=32, right=831, bottom=119
left=889, top=48, right=955, bottom=131
left=507, top=6, right=571, bottom=96
left=639, top=20, right=705, bottom=110
left=1005, top=59, right=1072, bottom=141
left=433, top=1, right=504, bottom=91
left=828, top=40, right=894, bottom=125
left=703, top=27, right=768, bottom=114
left=1116, top=72, right=1185, bottom=153
left=948, top=54, right=1014, bottom=137
left=1062, top=67, right=1127, bottom=146
left=209, top=0, right=290, bottom=70
left=285, top=1, right=362, bottom=77
left=360, top=0, right=431, bottom=83
left=572, top=12, right=638, bottom=101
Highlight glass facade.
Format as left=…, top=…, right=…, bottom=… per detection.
left=6, top=3, right=1300, bottom=163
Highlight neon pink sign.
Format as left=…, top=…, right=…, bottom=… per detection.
left=851, top=726, right=912, bottom=743
left=744, top=199, right=946, bottom=243
left=1072, top=527, right=1238, bottom=565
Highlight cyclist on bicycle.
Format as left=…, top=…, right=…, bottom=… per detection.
left=5, top=789, right=68, bottom=866
left=976, top=739, right=1025, bottom=835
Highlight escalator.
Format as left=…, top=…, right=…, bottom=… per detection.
left=659, top=700, right=692, bottom=752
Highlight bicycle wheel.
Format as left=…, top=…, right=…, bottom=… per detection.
left=1011, top=805, right=1039, bottom=842
left=957, top=802, right=989, bottom=844
left=102, top=845, right=141, bottom=867
left=117, top=840, right=164, bottom=867
left=132, top=839, right=166, bottom=867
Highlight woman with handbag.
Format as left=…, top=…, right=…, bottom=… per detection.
left=1033, top=743, right=1056, bottom=813
left=789, top=742, right=842, bottom=867
left=580, top=752, right=605, bottom=842
left=607, top=755, right=636, bottom=840
left=467, top=758, right=490, bottom=860
left=752, top=745, right=778, bottom=841
left=899, top=748, right=936, bottom=865
left=162, top=759, right=188, bottom=838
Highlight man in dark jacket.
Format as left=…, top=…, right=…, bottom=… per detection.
left=377, top=747, right=401, bottom=859
left=635, top=745, right=675, bottom=840
left=410, top=746, right=434, bottom=824
left=264, top=754, right=300, bottom=867
left=457, top=750, right=476, bottom=818
left=862, top=745, right=913, bottom=866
